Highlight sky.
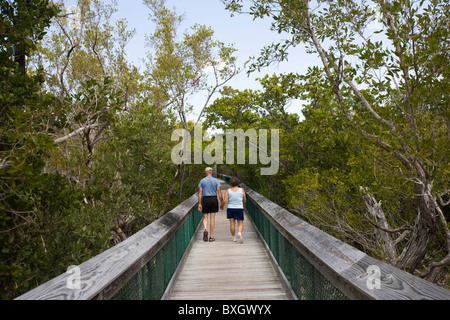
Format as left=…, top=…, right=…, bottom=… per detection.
left=65, top=0, right=324, bottom=121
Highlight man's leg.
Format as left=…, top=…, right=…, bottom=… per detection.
left=202, top=213, right=209, bottom=241
left=202, top=213, right=208, bottom=230
left=208, top=197, right=218, bottom=241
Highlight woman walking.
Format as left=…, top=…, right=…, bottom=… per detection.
left=220, top=176, right=246, bottom=244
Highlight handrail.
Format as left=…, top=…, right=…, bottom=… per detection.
left=219, top=174, right=450, bottom=300
left=16, top=172, right=450, bottom=300
left=15, top=193, right=199, bottom=300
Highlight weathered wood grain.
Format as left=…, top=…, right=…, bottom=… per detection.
left=164, top=186, right=293, bottom=300
left=240, top=182, right=450, bottom=300
left=17, top=173, right=450, bottom=300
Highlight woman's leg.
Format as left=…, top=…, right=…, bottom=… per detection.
left=237, top=219, right=244, bottom=233
left=229, top=218, right=236, bottom=236
left=236, top=214, right=244, bottom=243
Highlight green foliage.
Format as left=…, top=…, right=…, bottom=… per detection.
left=204, top=86, right=261, bottom=130
left=219, top=0, right=449, bottom=282
left=0, top=0, right=62, bottom=299
left=143, top=0, right=238, bottom=127
left=87, top=103, right=178, bottom=232
left=1, top=0, right=448, bottom=299
left=0, top=0, right=168, bottom=299
left=1, top=0, right=235, bottom=299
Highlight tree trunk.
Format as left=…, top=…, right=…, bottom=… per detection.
left=158, top=165, right=180, bottom=218
left=423, top=254, right=450, bottom=283
left=14, top=43, right=26, bottom=76
left=361, top=188, right=397, bottom=263
left=14, top=0, right=31, bottom=76
left=112, top=215, right=132, bottom=244
left=395, top=175, right=437, bottom=272
left=178, top=163, right=185, bottom=199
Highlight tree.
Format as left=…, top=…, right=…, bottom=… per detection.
left=87, top=101, right=179, bottom=243
left=222, top=0, right=449, bottom=282
left=143, top=0, right=239, bottom=216
left=0, top=0, right=62, bottom=298
left=36, top=0, right=139, bottom=165
left=1, top=0, right=203, bottom=299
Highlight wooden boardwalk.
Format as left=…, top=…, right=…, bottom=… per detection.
left=165, top=181, right=292, bottom=300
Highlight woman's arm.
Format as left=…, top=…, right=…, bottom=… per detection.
left=220, top=189, right=228, bottom=210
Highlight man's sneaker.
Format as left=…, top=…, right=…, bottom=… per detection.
left=236, top=232, right=243, bottom=244
left=232, top=236, right=237, bottom=242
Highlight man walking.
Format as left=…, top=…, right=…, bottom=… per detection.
left=198, top=167, right=223, bottom=242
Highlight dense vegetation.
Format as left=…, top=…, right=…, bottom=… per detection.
left=1, top=0, right=448, bottom=299
left=0, top=0, right=236, bottom=299
left=214, top=0, right=449, bottom=287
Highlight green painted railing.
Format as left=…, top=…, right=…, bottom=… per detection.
left=219, top=174, right=450, bottom=300
left=111, top=205, right=202, bottom=300
left=16, top=194, right=201, bottom=300
left=246, top=194, right=346, bottom=300
left=16, top=173, right=450, bottom=300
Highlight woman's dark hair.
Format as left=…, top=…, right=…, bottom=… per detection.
left=229, top=176, right=240, bottom=187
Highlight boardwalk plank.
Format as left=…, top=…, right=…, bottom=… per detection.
left=165, top=184, right=292, bottom=300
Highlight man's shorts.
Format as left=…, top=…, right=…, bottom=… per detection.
left=201, top=196, right=219, bottom=214
left=227, top=208, right=244, bottom=220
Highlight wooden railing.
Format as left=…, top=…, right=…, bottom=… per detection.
left=15, top=194, right=200, bottom=300
left=16, top=173, right=450, bottom=300
left=219, top=174, right=450, bottom=300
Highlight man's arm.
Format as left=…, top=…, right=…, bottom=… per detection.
left=198, top=187, right=202, bottom=212
left=217, top=186, right=223, bottom=203
left=216, top=180, right=223, bottom=204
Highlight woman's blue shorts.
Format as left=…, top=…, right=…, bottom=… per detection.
left=227, top=208, right=244, bottom=220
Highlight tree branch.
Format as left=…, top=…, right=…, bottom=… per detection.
left=364, top=217, right=413, bottom=234
left=54, top=123, right=106, bottom=144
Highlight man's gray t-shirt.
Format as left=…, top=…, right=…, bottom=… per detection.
left=198, top=176, right=220, bottom=196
